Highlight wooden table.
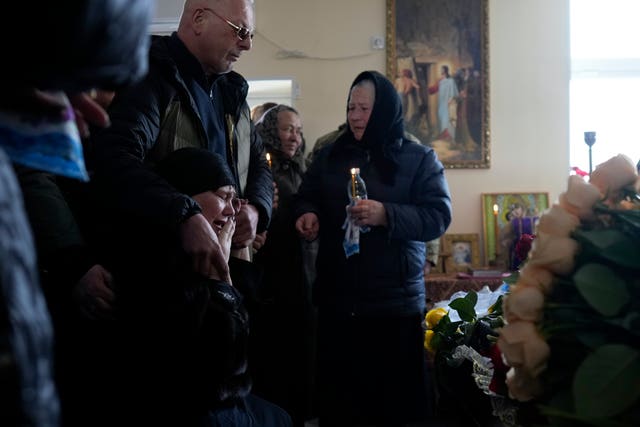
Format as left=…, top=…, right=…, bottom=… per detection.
left=424, top=273, right=506, bottom=309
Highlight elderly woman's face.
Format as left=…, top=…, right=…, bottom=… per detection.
left=277, top=110, right=302, bottom=159
left=347, top=84, right=375, bottom=141
left=192, top=185, right=238, bottom=234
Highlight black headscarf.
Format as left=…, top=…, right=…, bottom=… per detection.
left=332, top=70, right=404, bottom=185
left=155, top=147, right=235, bottom=197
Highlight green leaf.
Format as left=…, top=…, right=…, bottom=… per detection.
left=606, top=312, right=640, bottom=335
left=449, top=292, right=477, bottom=322
left=487, top=295, right=504, bottom=316
left=573, top=344, right=640, bottom=418
left=575, top=229, right=640, bottom=269
left=539, top=402, right=638, bottom=427
left=576, top=330, right=608, bottom=349
left=573, top=263, right=629, bottom=316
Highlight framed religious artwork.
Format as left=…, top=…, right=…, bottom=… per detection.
left=443, top=233, right=481, bottom=273
left=481, top=192, right=550, bottom=269
left=386, top=0, right=490, bottom=169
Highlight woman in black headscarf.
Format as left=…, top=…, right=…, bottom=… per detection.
left=294, top=70, right=452, bottom=426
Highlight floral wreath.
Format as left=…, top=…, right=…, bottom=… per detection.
left=498, top=154, right=640, bottom=426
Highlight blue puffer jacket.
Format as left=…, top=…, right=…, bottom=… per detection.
left=294, top=71, right=452, bottom=317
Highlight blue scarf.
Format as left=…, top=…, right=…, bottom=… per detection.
left=0, top=92, right=88, bottom=181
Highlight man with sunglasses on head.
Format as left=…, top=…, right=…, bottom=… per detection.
left=89, top=0, right=272, bottom=285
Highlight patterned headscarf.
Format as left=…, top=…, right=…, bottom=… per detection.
left=255, top=104, right=306, bottom=167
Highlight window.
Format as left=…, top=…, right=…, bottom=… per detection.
left=570, top=0, right=640, bottom=172
left=246, top=79, right=294, bottom=111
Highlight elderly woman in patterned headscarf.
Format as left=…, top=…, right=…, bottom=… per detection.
left=252, top=104, right=317, bottom=426
left=256, top=104, right=306, bottom=189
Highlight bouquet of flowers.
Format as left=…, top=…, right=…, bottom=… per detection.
left=424, top=291, right=515, bottom=425
left=498, top=154, right=640, bottom=427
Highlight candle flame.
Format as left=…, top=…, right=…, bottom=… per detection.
left=266, top=153, right=271, bottom=162
left=350, top=167, right=356, bottom=175
left=493, top=204, right=499, bottom=215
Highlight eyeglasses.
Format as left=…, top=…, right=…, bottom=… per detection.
left=202, top=8, right=254, bottom=41
left=214, top=191, right=243, bottom=214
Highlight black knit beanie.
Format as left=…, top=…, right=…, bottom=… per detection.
left=155, top=148, right=235, bottom=196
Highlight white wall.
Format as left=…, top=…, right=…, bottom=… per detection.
left=155, top=0, right=571, bottom=262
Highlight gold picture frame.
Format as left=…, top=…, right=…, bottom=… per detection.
left=481, top=192, right=550, bottom=268
left=443, top=233, right=481, bottom=273
left=386, top=0, right=490, bottom=169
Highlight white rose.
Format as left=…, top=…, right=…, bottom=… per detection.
left=527, top=231, right=579, bottom=276
left=503, top=284, right=545, bottom=323
left=558, top=175, right=601, bottom=220
left=537, top=204, right=580, bottom=237
left=505, top=367, right=544, bottom=402
left=498, top=321, right=550, bottom=377
left=590, top=154, right=637, bottom=196
left=518, top=264, right=555, bottom=294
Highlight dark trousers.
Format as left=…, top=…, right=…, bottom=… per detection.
left=205, top=394, right=293, bottom=427
left=316, top=311, right=432, bottom=427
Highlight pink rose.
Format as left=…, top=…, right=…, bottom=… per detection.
left=518, top=264, right=555, bottom=294
left=505, top=367, right=544, bottom=402
left=590, top=154, right=637, bottom=196
left=503, top=284, right=545, bottom=322
left=537, top=204, right=580, bottom=237
left=527, top=231, right=579, bottom=275
left=558, top=175, right=601, bottom=220
left=498, top=321, right=550, bottom=377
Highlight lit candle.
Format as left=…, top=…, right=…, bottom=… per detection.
left=266, top=152, right=272, bottom=169
left=350, top=168, right=357, bottom=198
left=492, top=204, right=500, bottom=258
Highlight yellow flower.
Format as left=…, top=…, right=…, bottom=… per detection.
left=425, top=307, right=448, bottom=329
left=424, top=329, right=436, bottom=353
